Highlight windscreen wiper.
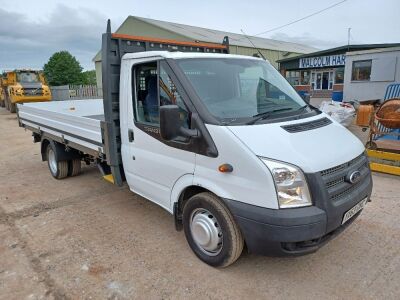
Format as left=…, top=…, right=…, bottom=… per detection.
left=297, top=104, right=309, bottom=111
left=246, top=107, right=293, bottom=125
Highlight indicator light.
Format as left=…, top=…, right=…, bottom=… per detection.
left=218, top=164, right=233, bottom=173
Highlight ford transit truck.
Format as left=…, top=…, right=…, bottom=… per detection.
left=17, top=21, right=372, bottom=267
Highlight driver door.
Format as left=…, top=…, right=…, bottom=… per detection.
left=122, top=59, right=195, bottom=211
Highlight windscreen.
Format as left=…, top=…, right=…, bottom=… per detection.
left=176, top=58, right=306, bottom=122
left=17, top=72, right=40, bottom=83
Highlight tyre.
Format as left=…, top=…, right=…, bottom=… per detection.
left=68, top=159, right=82, bottom=177
left=183, top=192, right=244, bottom=267
left=0, top=100, right=4, bottom=108
left=4, top=96, right=10, bottom=111
left=365, top=141, right=377, bottom=150
left=9, top=102, right=16, bottom=113
left=46, top=144, right=69, bottom=179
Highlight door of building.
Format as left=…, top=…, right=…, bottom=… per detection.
left=311, top=71, right=334, bottom=90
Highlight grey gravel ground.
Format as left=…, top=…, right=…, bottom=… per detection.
left=0, top=107, right=399, bottom=300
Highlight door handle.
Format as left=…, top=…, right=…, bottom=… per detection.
left=128, top=129, right=134, bottom=142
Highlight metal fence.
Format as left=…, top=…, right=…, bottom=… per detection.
left=50, top=85, right=103, bottom=101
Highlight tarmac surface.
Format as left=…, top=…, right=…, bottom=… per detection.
left=0, top=106, right=399, bottom=299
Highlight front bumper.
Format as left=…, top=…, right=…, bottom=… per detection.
left=223, top=154, right=373, bottom=256
left=11, top=95, right=52, bottom=103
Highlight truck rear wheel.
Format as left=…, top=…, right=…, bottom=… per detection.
left=47, top=144, right=69, bottom=179
left=183, top=192, right=244, bottom=267
left=68, top=159, right=82, bottom=177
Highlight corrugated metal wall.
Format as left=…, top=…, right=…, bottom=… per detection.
left=229, top=45, right=301, bottom=68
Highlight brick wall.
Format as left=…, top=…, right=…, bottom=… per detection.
left=293, top=84, right=344, bottom=98
left=294, top=85, right=311, bottom=92
left=310, top=90, right=332, bottom=98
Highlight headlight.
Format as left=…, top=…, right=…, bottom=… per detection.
left=12, top=88, right=23, bottom=95
left=260, top=158, right=312, bottom=208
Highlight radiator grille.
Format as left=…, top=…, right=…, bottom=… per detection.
left=23, top=88, right=43, bottom=96
left=320, top=154, right=369, bottom=201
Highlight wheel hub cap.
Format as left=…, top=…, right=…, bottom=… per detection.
left=48, top=149, right=57, bottom=174
left=190, top=209, right=222, bottom=256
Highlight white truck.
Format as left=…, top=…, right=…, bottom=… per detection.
left=17, top=21, right=372, bottom=267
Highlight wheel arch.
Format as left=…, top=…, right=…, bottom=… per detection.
left=40, top=138, right=51, bottom=161
left=171, top=175, right=235, bottom=231
left=41, top=138, right=81, bottom=162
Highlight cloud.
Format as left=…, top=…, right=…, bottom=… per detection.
left=0, top=4, right=107, bottom=71
left=269, top=32, right=347, bottom=50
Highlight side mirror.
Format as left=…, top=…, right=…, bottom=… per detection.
left=160, top=105, right=199, bottom=141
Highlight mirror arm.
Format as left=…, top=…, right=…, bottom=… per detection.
left=180, top=127, right=200, bottom=138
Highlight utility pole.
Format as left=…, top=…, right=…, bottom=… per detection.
left=347, top=28, right=351, bottom=50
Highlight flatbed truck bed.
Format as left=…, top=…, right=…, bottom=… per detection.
left=18, top=99, right=105, bottom=157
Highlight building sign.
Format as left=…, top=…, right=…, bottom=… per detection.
left=299, top=54, right=345, bottom=69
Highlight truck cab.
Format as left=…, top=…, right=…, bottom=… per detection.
left=17, top=21, right=372, bottom=267
left=117, top=50, right=372, bottom=262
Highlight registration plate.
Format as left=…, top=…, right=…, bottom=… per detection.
left=342, top=197, right=368, bottom=225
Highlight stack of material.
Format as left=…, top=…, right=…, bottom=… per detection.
left=319, top=101, right=355, bottom=127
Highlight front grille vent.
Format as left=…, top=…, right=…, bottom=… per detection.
left=320, top=154, right=369, bottom=201
left=23, top=88, right=44, bottom=96
left=281, top=117, right=332, bottom=133
left=325, top=177, right=345, bottom=189
left=321, top=154, right=365, bottom=177
left=330, top=179, right=364, bottom=201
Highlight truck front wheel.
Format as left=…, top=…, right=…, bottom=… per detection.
left=47, top=144, right=69, bottom=179
left=4, top=95, right=16, bottom=113
left=183, top=192, right=244, bottom=267
left=4, top=96, right=9, bottom=111
left=9, top=103, right=16, bottom=113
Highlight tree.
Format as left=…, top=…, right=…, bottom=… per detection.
left=43, top=51, right=84, bottom=86
left=81, top=70, right=97, bottom=85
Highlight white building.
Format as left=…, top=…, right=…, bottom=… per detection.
left=343, top=47, right=400, bottom=102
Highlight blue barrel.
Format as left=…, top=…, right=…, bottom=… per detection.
left=332, top=91, right=343, bottom=102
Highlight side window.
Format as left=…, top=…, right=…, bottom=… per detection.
left=133, top=61, right=190, bottom=129
left=134, top=62, right=158, bottom=125
left=159, top=62, right=190, bottom=128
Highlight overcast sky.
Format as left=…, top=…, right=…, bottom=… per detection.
left=0, top=0, right=399, bottom=71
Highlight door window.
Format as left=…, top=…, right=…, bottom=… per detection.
left=328, top=71, right=334, bottom=89
left=311, top=72, right=315, bottom=90
left=133, top=62, right=158, bottom=125
left=316, top=72, right=322, bottom=90
left=132, top=61, right=189, bottom=128
left=322, top=72, right=329, bottom=89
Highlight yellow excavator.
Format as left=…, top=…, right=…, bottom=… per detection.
left=0, top=70, right=52, bottom=113
left=0, top=78, right=4, bottom=107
